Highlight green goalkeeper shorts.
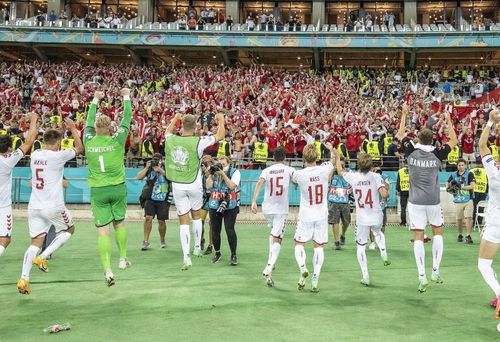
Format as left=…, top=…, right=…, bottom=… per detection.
left=90, top=183, right=127, bottom=227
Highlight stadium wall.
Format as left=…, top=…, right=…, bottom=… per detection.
left=11, top=167, right=454, bottom=208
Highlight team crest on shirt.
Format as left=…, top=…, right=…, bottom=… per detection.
left=171, top=146, right=189, bottom=166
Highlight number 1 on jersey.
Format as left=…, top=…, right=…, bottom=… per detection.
left=98, top=155, right=106, bottom=172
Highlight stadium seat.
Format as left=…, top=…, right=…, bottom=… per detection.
left=445, top=24, right=455, bottom=31
left=403, top=24, right=411, bottom=32
left=337, top=24, right=344, bottom=32
left=380, top=24, right=388, bottom=32
left=373, top=24, right=380, bottom=32
left=395, top=24, right=403, bottom=32
left=437, top=24, right=446, bottom=31
left=422, top=24, right=431, bottom=32
left=329, top=24, right=337, bottom=32
left=430, top=24, right=439, bottom=31
left=322, top=24, right=329, bottom=32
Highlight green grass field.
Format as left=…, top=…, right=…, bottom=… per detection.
left=0, top=221, right=499, bottom=341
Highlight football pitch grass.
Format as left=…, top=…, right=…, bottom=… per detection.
left=1, top=221, right=499, bottom=341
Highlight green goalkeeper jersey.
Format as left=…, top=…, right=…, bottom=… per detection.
left=84, top=99, right=132, bottom=188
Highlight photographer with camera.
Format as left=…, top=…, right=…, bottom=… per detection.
left=447, top=158, right=475, bottom=244
left=137, top=153, right=171, bottom=250
left=206, top=156, right=241, bottom=265
left=200, top=155, right=214, bottom=254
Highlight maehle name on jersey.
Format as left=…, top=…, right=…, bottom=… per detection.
left=33, top=160, right=47, bottom=165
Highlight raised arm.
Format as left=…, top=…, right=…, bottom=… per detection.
left=64, top=118, right=83, bottom=155
left=396, top=102, right=408, bottom=140
left=165, top=112, right=183, bottom=136
left=84, top=91, right=104, bottom=142
left=332, top=148, right=345, bottom=177
left=214, top=112, right=225, bottom=143
left=444, top=110, right=458, bottom=149
left=119, top=88, right=132, bottom=130
left=19, top=112, right=39, bottom=155
left=479, top=110, right=499, bottom=158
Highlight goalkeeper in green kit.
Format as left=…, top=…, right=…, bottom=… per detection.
left=84, top=88, right=132, bottom=286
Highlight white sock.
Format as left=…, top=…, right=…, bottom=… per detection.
left=313, top=247, right=324, bottom=277
left=432, top=235, right=443, bottom=273
left=374, top=231, right=387, bottom=258
left=268, top=235, right=273, bottom=262
left=267, top=242, right=281, bottom=269
left=294, top=245, right=306, bottom=272
left=414, top=240, right=426, bottom=280
left=192, top=219, right=202, bottom=249
left=0, top=245, right=5, bottom=257
left=180, top=224, right=191, bottom=258
left=40, top=232, right=72, bottom=259
left=22, top=245, right=40, bottom=280
left=478, top=258, right=500, bottom=297
left=357, top=244, right=369, bottom=279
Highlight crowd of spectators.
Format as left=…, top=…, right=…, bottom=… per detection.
left=0, top=61, right=498, bottom=169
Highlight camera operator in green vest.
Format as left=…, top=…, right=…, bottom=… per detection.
left=470, top=158, right=488, bottom=227
left=206, top=155, right=241, bottom=266
left=217, top=135, right=232, bottom=160
left=61, top=131, right=76, bottom=167
left=164, top=112, right=225, bottom=271
left=31, top=132, right=44, bottom=153
left=142, top=133, right=154, bottom=161
left=252, top=134, right=268, bottom=170
left=396, top=162, right=410, bottom=226
left=446, top=145, right=461, bottom=172
left=446, top=158, right=475, bottom=244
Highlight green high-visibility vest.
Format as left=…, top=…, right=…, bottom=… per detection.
left=165, top=135, right=201, bottom=184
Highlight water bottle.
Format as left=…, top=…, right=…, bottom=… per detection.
left=43, top=322, right=71, bottom=334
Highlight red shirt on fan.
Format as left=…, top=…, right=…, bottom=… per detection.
left=461, top=133, right=475, bottom=154
left=295, top=134, right=307, bottom=153
left=346, top=132, right=361, bottom=152
left=267, top=135, right=279, bottom=152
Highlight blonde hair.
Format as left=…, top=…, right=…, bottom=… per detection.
left=182, top=114, right=196, bottom=131
left=303, top=144, right=318, bottom=164
left=358, top=153, right=373, bottom=173
left=95, top=115, right=112, bottom=130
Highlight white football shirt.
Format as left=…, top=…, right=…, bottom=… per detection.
left=343, top=171, right=385, bottom=226
left=292, top=162, right=333, bottom=222
left=259, top=163, right=295, bottom=215
left=28, top=149, right=76, bottom=210
left=483, top=154, right=500, bottom=227
left=0, top=149, right=24, bottom=208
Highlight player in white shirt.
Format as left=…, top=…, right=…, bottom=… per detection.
left=292, top=143, right=334, bottom=292
left=164, top=113, right=225, bottom=270
left=251, top=146, right=295, bottom=287
left=17, top=118, right=83, bottom=295
left=335, top=152, right=389, bottom=286
left=477, top=109, right=500, bottom=320
left=0, top=113, right=38, bottom=258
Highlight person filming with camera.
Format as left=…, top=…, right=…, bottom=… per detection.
left=137, top=153, right=171, bottom=250
left=206, top=156, right=241, bottom=265
left=446, top=158, right=475, bottom=244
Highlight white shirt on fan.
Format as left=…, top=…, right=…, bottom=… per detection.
left=259, top=163, right=295, bottom=215
left=292, top=162, right=333, bottom=222
left=343, top=171, right=385, bottom=226
left=0, top=149, right=24, bottom=208
left=28, top=149, right=76, bottom=210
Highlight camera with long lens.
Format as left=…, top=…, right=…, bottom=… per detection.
left=209, top=162, right=223, bottom=175
left=216, top=193, right=230, bottom=216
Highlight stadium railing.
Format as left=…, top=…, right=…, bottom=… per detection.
left=1, top=18, right=498, bottom=33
